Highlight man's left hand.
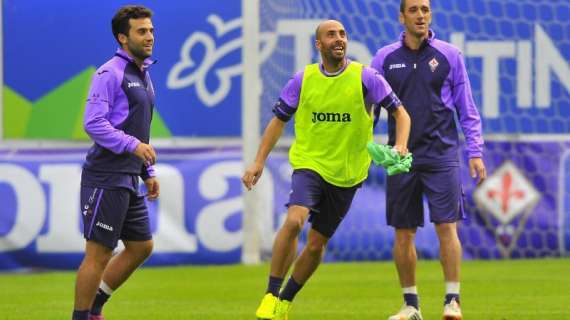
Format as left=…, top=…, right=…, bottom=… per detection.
left=144, top=177, right=160, bottom=200
left=469, top=157, right=487, bottom=185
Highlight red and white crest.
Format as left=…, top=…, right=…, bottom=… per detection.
left=428, top=58, right=439, bottom=72
left=474, top=161, right=539, bottom=224
left=473, top=161, right=541, bottom=257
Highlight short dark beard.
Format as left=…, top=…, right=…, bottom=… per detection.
left=127, top=40, right=151, bottom=61
left=322, top=49, right=344, bottom=68
left=324, top=55, right=344, bottom=68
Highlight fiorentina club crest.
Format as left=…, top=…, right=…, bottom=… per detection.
left=428, top=57, right=439, bottom=72
left=473, top=161, right=540, bottom=257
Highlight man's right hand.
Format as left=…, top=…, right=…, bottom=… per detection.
left=392, top=144, right=409, bottom=156
left=134, top=143, right=156, bottom=165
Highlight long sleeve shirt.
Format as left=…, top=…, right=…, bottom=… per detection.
left=371, top=30, right=483, bottom=167
left=82, top=48, right=156, bottom=189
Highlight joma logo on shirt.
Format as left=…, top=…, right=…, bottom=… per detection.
left=96, top=221, right=114, bottom=232
left=128, top=82, right=142, bottom=88
left=311, top=112, right=352, bottom=123
left=389, top=63, right=406, bottom=70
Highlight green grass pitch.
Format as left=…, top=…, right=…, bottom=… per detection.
left=0, top=258, right=568, bottom=319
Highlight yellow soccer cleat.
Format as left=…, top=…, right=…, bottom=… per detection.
left=256, top=293, right=278, bottom=319
left=274, top=299, right=292, bottom=320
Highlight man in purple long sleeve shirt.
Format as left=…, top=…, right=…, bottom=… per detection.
left=73, top=5, right=158, bottom=320
left=370, top=1, right=487, bottom=320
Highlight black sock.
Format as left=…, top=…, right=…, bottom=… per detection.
left=445, top=293, right=460, bottom=305
left=266, top=276, right=284, bottom=297
left=90, top=289, right=111, bottom=315
left=72, top=310, right=89, bottom=320
left=404, top=293, right=419, bottom=310
left=279, top=276, right=303, bottom=302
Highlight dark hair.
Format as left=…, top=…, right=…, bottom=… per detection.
left=112, top=5, right=153, bottom=44
left=401, top=0, right=431, bottom=13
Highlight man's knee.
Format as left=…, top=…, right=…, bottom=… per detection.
left=305, top=241, right=326, bottom=257
left=435, top=223, right=459, bottom=242
left=394, top=228, right=416, bottom=248
left=84, top=240, right=113, bottom=268
left=139, top=240, right=154, bottom=258
left=282, top=216, right=304, bottom=234
left=125, top=239, right=154, bottom=260
left=305, top=229, right=328, bottom=257
left=282, top=206, right=309, bottom=234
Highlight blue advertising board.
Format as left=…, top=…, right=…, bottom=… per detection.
left=3, top=0, right=569, bottom=137
left=0, top=148, right=264, bottom=269
left=1, top=142, right=567, bottom=270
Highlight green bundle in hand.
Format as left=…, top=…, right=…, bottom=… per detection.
left=366, top=141, right=413, bottom=176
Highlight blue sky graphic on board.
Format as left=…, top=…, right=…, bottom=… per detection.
left=4, top=0, right=242, bottom=136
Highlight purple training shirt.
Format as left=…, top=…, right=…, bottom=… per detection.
left=371, top=30, right=483, bottom=166
left=82, top=48, right=156, bottom=187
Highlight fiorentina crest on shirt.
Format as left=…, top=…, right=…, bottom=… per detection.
left=473, top=161, right=540, bottom=257
left=428, top=57, right=439, bottom=72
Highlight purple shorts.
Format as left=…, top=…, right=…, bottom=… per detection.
left=80, top=186, right=152, bottom=249
left=287, top=169, right=360, bottom=238
left=386, top=166, right=465, bottom=228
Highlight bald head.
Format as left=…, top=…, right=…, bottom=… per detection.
left=314, top=19, right=347, bottom=69
left=315, top=20, right=345, bottom=41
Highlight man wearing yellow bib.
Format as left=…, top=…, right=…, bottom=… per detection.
left=242, top=20, right=411, bottom=320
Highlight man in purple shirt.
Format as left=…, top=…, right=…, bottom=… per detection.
left=370, top=1, right=487, bottom=319
left=244, top=20, right=410, bottom=320
left=72, top=5, right=159, bottom=320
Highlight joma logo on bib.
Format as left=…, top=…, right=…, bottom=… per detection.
left=311, top=112, right=352, bottom=123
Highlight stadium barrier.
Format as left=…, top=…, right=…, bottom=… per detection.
left=0, top=142, right=568, bottom=270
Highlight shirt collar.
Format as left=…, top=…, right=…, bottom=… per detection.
left=115, top=48, right=157, bottom=68
left=319, top=58, right=351, bottom=77
left=399, top=29, right=435, bottom=49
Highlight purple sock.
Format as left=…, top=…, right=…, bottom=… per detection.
left=266, top=276, right=284, bottom=297
left=72, top=310, right=89, bottom=320
left=90, top=289, right=110, bottom=315
left=279, top=276, right=303, bottom=302
left=404, top=293, right=419, bottom=310
left=445, top=293, right=460, bottom=305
